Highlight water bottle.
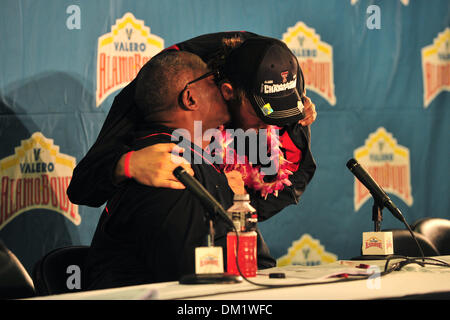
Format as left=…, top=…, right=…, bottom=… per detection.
left=226, top=194, right=258, bottom=277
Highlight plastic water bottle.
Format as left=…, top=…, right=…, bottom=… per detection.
left=226, top=194, right=258, bottom=277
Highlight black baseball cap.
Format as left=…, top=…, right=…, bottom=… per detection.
left=223, top=36, right=305, bottom=126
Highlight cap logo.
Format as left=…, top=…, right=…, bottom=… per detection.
left=280, top=71, right=289, bottom=83
left=262, top=79, right=297, bottom=94
left=261, top=103, right=274, bottom=115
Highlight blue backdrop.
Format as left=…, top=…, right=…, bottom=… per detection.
left=1, top=0, right=449, bottom=273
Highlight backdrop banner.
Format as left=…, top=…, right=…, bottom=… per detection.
left=1, top=0, right=448, bottom=274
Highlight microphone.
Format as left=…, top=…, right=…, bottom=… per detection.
left=172, top=166, right=233, bottom=228
left=173, top=166, right=242, bottom=284
left=346, top=158, right=405, bottom=223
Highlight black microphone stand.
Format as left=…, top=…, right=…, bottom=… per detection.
left=347, top=159, right=426, bottom=261
left=174, top=167, right=242, bottom=284
left=351, top=197, right=391, bottom=261
left=178, top=214, right=242, bottom=284
left=372, top=200, right=383, bottom=232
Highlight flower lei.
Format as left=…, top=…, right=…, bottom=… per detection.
left=210, top=126, right=294, bottom=199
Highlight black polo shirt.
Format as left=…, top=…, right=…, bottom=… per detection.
left=85, top=125, right=274, bottom=290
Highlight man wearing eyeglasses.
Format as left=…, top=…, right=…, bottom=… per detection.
left=85, top=50, right=271, bottom=289
left=74, top=33, right=318, bottom=289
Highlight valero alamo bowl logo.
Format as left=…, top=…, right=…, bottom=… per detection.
left=0, top=133, right=80, bottom=229
left=277, top=234, right=337, bottom=266
left=96, top=12, right=164, bottom=107
left=282, top=21, right=336, bottom=106
left=353, top=127, right=413, bottom=211
left=421, top=27, right=450, bottom=108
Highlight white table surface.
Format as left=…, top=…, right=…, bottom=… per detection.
left=28, top=256, right=450, bottom=300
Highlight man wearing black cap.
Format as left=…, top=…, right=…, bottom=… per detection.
left=69, top=33, right=316, bottom=272
left=85, top=50, right=238, bottom=289
left=220, top=36, right=307, bottom=130
left=68, top=32, right=316, bottom=212
left=87, top=46, right=313, bottom=287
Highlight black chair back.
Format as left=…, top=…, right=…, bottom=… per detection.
left=413, top=218, right=450, bottom=255
left=0, top=241, right=35, bottom=299
left=32, top=246, right=90, bottom=296
left=389, top=229, right=440, bottom=257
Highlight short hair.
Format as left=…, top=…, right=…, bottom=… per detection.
left=135, top=51, right=209, bottom=122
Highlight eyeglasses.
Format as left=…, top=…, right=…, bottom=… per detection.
left=178, top=70, right=220, bottom=107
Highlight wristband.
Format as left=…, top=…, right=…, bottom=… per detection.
left=124, top=151, right=134, bottom=179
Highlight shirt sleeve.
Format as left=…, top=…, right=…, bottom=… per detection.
left=174, top=31, right=259, bottom=62
left=67, top=80, right=137, bottom=207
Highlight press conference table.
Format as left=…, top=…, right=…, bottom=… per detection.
left=29, top=256, right=450, bottom=300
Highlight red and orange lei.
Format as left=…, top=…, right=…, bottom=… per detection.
left=210, top=126, right=294, bottom=199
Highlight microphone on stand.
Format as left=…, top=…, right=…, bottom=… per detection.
left=346, top=158, right=424, bottom=259
left=173, top=166, right=242, bottom=284
left=346, top=158, right=405, bottom=223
